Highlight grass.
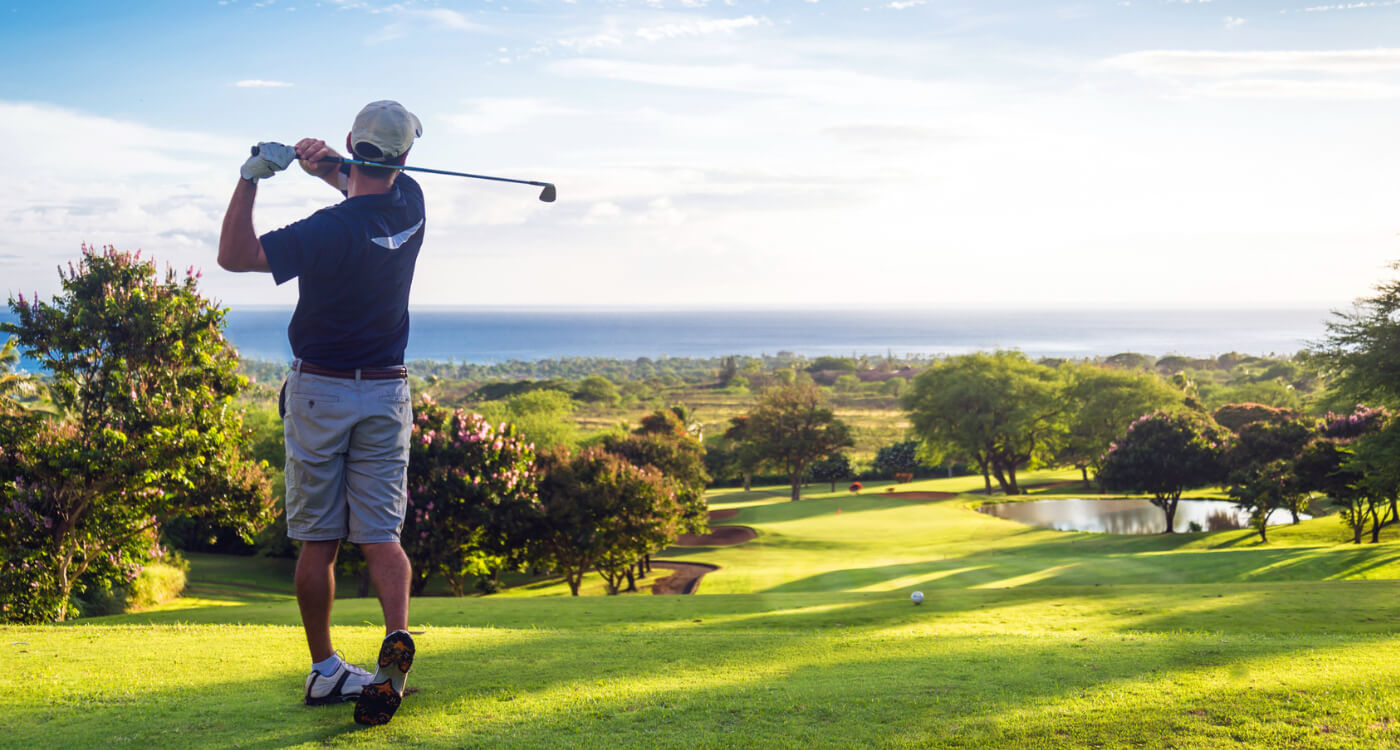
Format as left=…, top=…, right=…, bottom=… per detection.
left=8, top=470, right=1400, bottom=748
left=569, top=385, right=911, bottom=463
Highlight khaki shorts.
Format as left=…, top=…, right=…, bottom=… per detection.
left=281, top=365, right=412, bottom=544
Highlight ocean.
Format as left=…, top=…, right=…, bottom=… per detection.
left=2, top=307, right=1333, bottom=370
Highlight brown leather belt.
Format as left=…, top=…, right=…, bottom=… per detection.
left=295, top=361, right=408, bottom=380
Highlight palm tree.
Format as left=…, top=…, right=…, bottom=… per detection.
left=0, top=337, right=41, bottom=414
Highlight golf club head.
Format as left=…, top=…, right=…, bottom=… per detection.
left=539, top=184, right=557, bottom=203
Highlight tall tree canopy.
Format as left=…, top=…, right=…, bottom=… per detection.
left=530, top=447, right=680, bottom=596
left=1312, top=263, right=1400, bottom=408
left=901, top=352, right=1064, bottom=495
left=1098, top=412, right=1229, bottom=534
left=737, top=385, right=853, bottom=502
left=1057, top=364, right=1186, bottom=482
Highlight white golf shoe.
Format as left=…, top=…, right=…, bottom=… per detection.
left=304, top=656, right=373, bottom=706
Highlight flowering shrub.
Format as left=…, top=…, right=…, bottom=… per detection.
left=403, top=396, right=539, bottom=595
left=1, top=246, right=272, bottom=623
left=1321, top=405, right=1388, bottom=441
left=1099, top=411, right=1229, bottom=533
left=532, top=446, right=680, bottom=596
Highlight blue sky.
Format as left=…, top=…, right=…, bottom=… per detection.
left=3, top=0, right=1399, bottom=308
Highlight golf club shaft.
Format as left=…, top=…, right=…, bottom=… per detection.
left=317, top=155, right=551, bottom=189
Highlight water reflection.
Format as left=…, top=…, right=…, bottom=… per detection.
left=977, top=498, right=1310, bottom=534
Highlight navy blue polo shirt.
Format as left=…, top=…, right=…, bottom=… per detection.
left=261, top=172, right=425, bottom=370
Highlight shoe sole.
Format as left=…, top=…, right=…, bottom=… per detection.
left=354, top=632, right=414, bottom=726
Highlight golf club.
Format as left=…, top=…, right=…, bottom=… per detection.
left=251, top=144, right=557, bottom=202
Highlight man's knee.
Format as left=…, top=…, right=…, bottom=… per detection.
left=360, top=541, right=408, bottom=565
left=298, top=538, right=341, bottom=565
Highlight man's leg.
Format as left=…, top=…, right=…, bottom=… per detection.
left=295, top=539, right=342, bottom=662
left=360, top=541, right=411, bottom=633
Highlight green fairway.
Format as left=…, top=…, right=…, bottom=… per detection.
left=8, top=470, right=1400, bottom=749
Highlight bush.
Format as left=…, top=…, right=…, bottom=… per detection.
left=126, top=559, right=189, bottom=611
left=1212, top=403, right=1296, bottom=433
left=70, top=554, right=188, bottom=616
left=575, top=375, right=620, bottom=405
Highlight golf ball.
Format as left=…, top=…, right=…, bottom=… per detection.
left=911, top=591, right=924, bottom=605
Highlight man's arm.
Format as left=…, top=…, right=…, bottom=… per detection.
left=218, top=178, right=271, bottom=273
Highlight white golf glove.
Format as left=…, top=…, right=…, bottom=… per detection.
left=240, top=142, right=297, bottom=183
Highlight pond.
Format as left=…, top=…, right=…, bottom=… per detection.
left=976, top=498, right=1310, bottom=535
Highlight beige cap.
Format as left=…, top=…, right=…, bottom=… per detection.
left=349, top=100, right=423, bottom=162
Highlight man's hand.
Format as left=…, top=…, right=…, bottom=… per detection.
left=296, top=138, right=342, bottom=178
left=240, top=142, right=297, bottom=183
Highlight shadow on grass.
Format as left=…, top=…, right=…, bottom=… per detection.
left=760, top=537, right=1400, bottom=595
left=26, top=592, right=1400, bottom=749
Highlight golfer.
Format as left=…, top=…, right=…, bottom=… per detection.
left=217, top=100, right=424, bottom=727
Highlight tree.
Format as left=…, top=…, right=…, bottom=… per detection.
left=603, top=410, right=711, bottom=590
left=530, top=447, right=680, bottom=596
left=736, top=385, right=853, bottom=502
left=1103, top=352, right=1155, bottom=371
left=0, top=337, right=44, bottom=415
left=872, top=441, right=922, bottom=479
left=1224, top=418, right=1316, bottom=540
left=710, top=417, right=764, bottom=491
left=1227, top=458, right=1301, bottom=542
left=402, top=397, right=539, bottom=596
left=0, top=246, right=273, bottom=622
left=810, top=453, right=854, bottom=492
left=807, top=356, right=858, bottom=373
left=1098, top=412, right=1229, bottom=534
left=477, top=388, right=578, bottom=450
left=1312, top=263, right=1400, bottom=408
left=605, top=409, right=709, bottom=534
left=902, top=352, right=1064, bottom=495
left=574, top=375, right=620, bottom=406
left=1212, top=403, right=1298, bottom=434
left=1056, top=365, right=1185, bottom=483
left=1340, top=414, right=1400, bottom=544
left=1294, top=439, right=1369, bottom=544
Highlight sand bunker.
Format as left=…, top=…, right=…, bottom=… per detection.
left=675, top=525, right=757, bottom=546
left=649, top=561, right=720, bottom=595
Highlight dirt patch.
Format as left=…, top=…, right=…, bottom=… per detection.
left=879, top=491, right=958, bottom=500
left=675, top=525, right=757, bottom=547
left=649, top=561, right=720, bottom=595
left=708, top=508, right=740, bottom=521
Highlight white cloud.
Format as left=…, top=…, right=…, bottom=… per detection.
left=1101, top=48, right=1400, bottom=76
left=1223, top=16, right=1246, bottom=30
left=582, top=201, right=623, bottom=224
left=635, top=15, right=767, bottom=41
left=415, top=8, right=482, bottom=31
left=440, top=98, right=577, bottom=136
left=233, top=79, right=294, bottom=88
left=1189, top=78, right=1400, bottom=98
left=887, top=0, right=926, bottom=8
left=549, top=58, right=963, bottom=107
left=1295, top=0, right=1400, bottom=12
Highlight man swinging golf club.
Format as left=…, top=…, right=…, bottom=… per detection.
left=217, top=100, right=424, bottom=727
